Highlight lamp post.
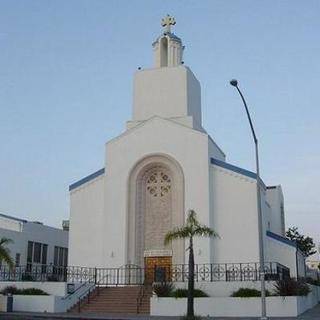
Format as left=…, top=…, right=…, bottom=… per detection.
left=230, top=79, right=267, bottom=320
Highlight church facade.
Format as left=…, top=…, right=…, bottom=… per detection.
left=68, top=18, right=305, bottom=278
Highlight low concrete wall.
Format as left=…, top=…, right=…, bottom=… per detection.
left=0, top=281, right=93, bottom=313
left=151, top=286, right=320, bottom=317
left=12, top=295, right=57, bottom=312
left=0, top=296, right=7, bottom=312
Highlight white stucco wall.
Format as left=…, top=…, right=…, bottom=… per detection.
left=210, top=164, right=261, bottom=263
left=266, top=235, right=298, bottom=277
left=133, top=66, right=202, bottom=129
left=266, top=186, right=285, bottom=236
left=69, top=175, right=104, bottom=267
left=103, top=117, right=212, bottom=267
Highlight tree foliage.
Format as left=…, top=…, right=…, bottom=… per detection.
left=164, top=209, right=218, bottom=319
left=0, top=237, right=14, bottom=269
left=286, top=227, right=316, bottom=257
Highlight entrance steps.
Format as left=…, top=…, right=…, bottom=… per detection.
left=69, top=285, right=152, bottom=314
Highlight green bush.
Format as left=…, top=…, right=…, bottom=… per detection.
left=153, top=282, right=174, bottom=297
left=305, top=277, right=320, bottom=286
left=0, top=286, right=48, bottom=296
left=274, top=279, right=311, bottom=296
left=0, top=286, right=20, bottom=295
left=20, top=288, right=48, bottom=295
left=231, top=288, right=271, bottom=297
left=171, top=288, right=208, bottom=298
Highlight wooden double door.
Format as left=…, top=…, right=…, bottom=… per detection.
left=144, top=256, right=172, bottom=283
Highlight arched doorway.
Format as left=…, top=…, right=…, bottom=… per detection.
left=127, top=154, right=185, bottom=274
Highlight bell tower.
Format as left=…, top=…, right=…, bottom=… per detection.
left=127, top=15, right=204, bottom=132
left=153, top=15, right=184, bottom=68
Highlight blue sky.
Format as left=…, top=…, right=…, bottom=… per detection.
left=0, top=1, right=319, bottom=249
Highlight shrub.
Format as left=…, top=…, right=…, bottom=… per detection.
left=0, top=286, right=48, bottom=296
left=20, top=288, right=48, bottom=295
left=153, top=282, right=174, bottom=297
left=0, top=286, right=20, bottom=295
left=231, top=288, right=271, bottom=297
left=274, top=278, right=311, bottom=296
left=305, top=277, right=320, bottom=286
left=171, top=288, right=208, bottom=298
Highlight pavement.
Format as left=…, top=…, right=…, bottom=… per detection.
left=0, top=304, right=319, bottom=320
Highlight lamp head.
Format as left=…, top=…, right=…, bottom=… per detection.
left=230, top=79, right=238, bottom=87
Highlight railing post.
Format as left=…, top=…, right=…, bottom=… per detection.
left=240, top=263, right=242, bottom=281
left=210, top=264, right=213, bottom=282
left=255, top=263, right=258, bottom=281
left=153, top=264, right=157, bottom=282
left=94, top=267, right=97, bottom=285
left=225, top=264, right=228, bottom=281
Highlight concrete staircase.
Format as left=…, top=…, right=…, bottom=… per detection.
left=69, top=285, right=152, bottom=314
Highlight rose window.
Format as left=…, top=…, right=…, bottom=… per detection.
left=146, top=170, right=171, bottom=197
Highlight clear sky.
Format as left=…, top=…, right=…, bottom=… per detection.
left=1, top=1, right=319, bottom=252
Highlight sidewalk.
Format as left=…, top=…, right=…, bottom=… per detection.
left=0, top=304, right=319, bottom=320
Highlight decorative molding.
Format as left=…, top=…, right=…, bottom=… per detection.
left=144, top=249, right=173, bottom=257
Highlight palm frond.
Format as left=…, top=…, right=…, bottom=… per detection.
left=0, top=247, right=14, bottom=269
left=164, top=226, right=192, bottom=245
left=194, top=225, right=219, bottom=238
left=0, top=237, right=13, bottom=246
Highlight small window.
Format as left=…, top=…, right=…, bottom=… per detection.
left=27, top=241, right=33, bottom=263
left=33, top=242, right=41, bottom=263
left=15, top=253, right=21, bottom=266
left=41, top=244, right=48, bottom=265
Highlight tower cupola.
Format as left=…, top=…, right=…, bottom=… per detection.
left=153, top=15, right=184, bottom=68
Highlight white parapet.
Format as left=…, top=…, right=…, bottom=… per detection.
left=151, top=285, right=320, bottom=317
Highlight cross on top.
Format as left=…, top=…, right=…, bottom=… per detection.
left=161, top=14, right=176, bottom=33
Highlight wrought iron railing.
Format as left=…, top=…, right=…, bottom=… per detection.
left=0, top=262, right=290, bottom=285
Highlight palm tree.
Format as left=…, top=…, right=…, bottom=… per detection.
left=0, top=237, right=14, bottom=269
left=164, top=210, right=218, bottom=319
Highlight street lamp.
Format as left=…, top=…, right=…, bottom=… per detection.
left=230, top=79, right=267, bottom=320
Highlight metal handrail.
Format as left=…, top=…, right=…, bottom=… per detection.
left=62, top=274, right=95, bottom=300
left=0, top=261, right=289, bottom=284
left=76, top=272, right=109, bottom=312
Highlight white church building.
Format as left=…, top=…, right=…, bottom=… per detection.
left=68, top=17, right=305, bottom=280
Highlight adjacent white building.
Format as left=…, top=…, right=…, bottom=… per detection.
left=68, top=17, right=305, bottom=279
left=0, top=213, right=68, bottom=268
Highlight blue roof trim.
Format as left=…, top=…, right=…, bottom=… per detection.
left=211, top=158, right=256, bottom=179
left=210, top=158, right=267, bottom=189
left=0, top=213, right=27, bottom=223
left=69, top=168, right=105, bottom=191
left=266, top=231, right=297, bottom=248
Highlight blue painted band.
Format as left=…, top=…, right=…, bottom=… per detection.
left=0, top=213, right=27, bottom=223
left=266, top=230, right=297, bottom=248
left=210, top=158, right=267, bottom=189
left=211, top=158, right=256, bottom=179
left=69, top=168, right=105, bottom=191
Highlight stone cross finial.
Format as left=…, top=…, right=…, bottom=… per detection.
left=161, top=15, right=176, bottom=33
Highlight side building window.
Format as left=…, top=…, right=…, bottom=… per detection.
left=27, top=241, right=48, bottom=266
left=54, top=246, right=68, bottom=267
left=15, top=253, right=21, bottom=267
